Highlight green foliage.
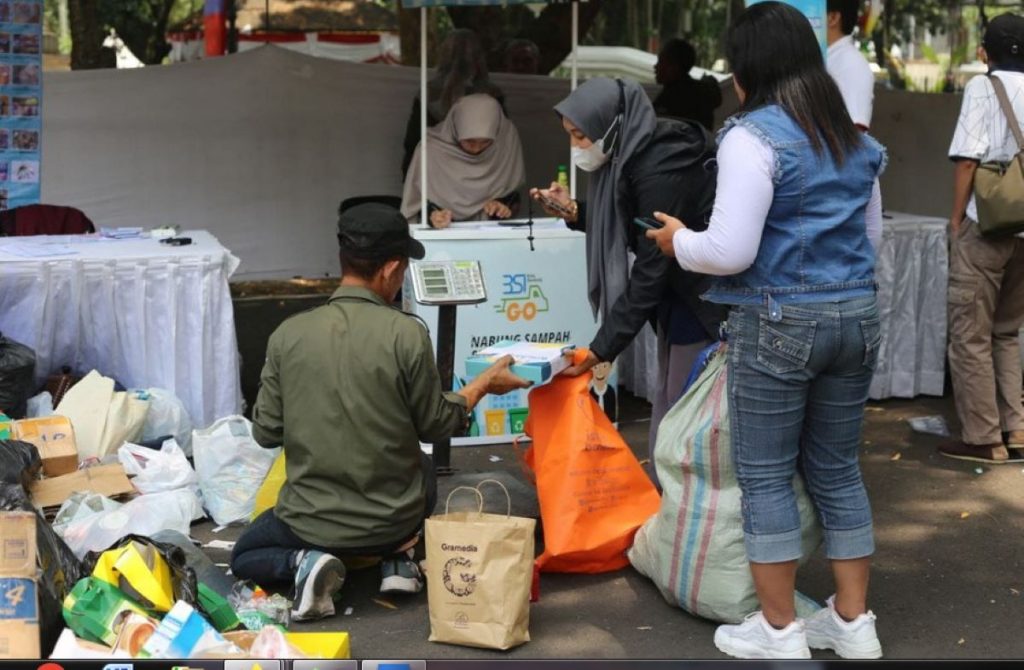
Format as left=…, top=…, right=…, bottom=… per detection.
left=921, top=42, right=939, bottom=64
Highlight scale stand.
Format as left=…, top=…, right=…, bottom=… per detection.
left=433, top=302, right=458, bottom=475
left=409, top=259, right=488, bottom=476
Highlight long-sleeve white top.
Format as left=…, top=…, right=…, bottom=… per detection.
left=672, top=126, right=883, bottom=277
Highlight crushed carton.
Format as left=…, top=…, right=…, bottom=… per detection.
left=111, top=613, right=159, bottom=657
left=13, top=416, right=78, bottom=477
left=465, top=340, right=571, bottom=385
left=62, top=577, right=149, bottom=646
left=49, top=627, right=131, bottom=659
left=30, top=463, right=134, bottom=509
left=141, top=600, right=237, bottom=659
left=93, top=541, right=175, bottom=613
left=0, top=512, right=36, bottom=577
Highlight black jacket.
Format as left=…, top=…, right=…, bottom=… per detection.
left=578, top=118, right=725, bottom=363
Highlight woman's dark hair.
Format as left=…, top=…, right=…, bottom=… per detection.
left=727, top=1, right=861, bottom=163
left=434, top=29, right=491, bottom=114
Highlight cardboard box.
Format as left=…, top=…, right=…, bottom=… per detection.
left=0, top=513, right=35, bottom=578
left=465, top=340, right=571, bottom=385
left=14, top=417, right=78, bottom=477
left=0, top=578, right=39, bottom=659
left=29, top=464, right=134, bottom=509
left=141, top=601, right=230, bottom=659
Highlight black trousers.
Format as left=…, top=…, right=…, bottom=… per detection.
left=230, top=454, right=437, bottom=584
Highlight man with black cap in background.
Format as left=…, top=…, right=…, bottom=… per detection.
left=652, top=38, right=722, bottom=131
left=230, top=203, right=531, bottom=622
left=943, top=13, right=1024, bottom=465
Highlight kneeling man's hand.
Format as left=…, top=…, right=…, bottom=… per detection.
left=484, top=355, right=533, bottom=395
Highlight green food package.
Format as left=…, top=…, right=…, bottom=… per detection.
left=62, top=577, right=149, bottom=646
left=197, top=583, right=240, bottom=632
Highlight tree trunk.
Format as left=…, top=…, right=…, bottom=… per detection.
left=396, top=1, right=440, bottom=67
left=57, top=0, right=70, bottom=54
left=68, top=0, right=110, bottom=69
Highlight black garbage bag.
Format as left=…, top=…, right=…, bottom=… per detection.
left=0, top=438, right=41, bottom=489
left=0, top=333, right=36, bottom=419
left=0, top=480, right=86, bottom=658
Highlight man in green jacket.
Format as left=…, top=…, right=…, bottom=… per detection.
left=231, top=203, right=530, bottom=621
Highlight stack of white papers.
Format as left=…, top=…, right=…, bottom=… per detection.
left=99, top=227, right=145, bottom=239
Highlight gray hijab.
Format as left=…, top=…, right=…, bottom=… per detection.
left=554, top=78, right=658, bottom=319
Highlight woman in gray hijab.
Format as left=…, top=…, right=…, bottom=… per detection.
left=531, top=77, right=723, bottom=466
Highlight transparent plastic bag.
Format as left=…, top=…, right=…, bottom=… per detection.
left=192, top=416, right=279, bottom=525
left=118, top=439, right=199, bottom=494
left=56, top=489, right=206, bottom=560
left=139, top=388, right=194, bottom=456
left=26, top=391, right=55, bottom=418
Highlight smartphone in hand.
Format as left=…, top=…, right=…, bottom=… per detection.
left=633, top=217, right=664, bottom=231
left=537, top=193, right=575, bottom=218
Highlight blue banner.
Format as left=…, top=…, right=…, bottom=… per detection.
left=0, top=0, right=42, bottom=210
left=746, top=0, right=827, bottom=57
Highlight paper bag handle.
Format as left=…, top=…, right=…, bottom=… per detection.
left=475, top=478, right=512, bottom=517
left=445, top=486, right=485, bottom=514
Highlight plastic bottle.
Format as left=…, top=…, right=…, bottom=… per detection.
left=557, top=164, right=569, bottom=189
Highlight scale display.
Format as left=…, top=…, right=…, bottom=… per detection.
left=410, top=260, right=487, bottom=305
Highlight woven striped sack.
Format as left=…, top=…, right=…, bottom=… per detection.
left=628, top=344, right=822, bottom=623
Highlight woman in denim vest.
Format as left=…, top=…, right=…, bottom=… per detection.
left=649, top=2, right=885, bottom=660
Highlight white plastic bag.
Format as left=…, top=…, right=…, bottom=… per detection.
left=118, top=439, right=199, bottom=494
left=25, top=391, right=54, bottom=418
left=55, top=489, right=206, bottom=559
left=140, top=388, right=194, bottom=455
left=192, top=415, right=280, bottom=525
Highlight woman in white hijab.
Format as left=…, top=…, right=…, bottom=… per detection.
left=402, top=94, right=526, bottom=228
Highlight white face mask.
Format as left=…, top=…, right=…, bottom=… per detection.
left=570, top=114, right=622, bottom=173
left=571, top=142, right=610, bottom=172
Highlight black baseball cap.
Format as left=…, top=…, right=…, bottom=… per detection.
left=337, top=202, right=425, bottom=260
left=984, top=14, right=1024, bottom=60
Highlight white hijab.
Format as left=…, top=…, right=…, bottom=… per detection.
left=402, top=94, right=525, bottom=221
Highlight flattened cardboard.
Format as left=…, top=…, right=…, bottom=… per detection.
left=14, top=416, right=79, bottom=477
left=29, top=464, right=134, bottom=509
left=0, top=513, right=35, bottom=578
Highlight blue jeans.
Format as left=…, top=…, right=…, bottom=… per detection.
left=726, top=295, right=880, bottom=563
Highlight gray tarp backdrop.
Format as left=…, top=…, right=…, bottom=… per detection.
left=41, top=44, right=957, bottom=279
left=40, top=46, right=576, bottom=279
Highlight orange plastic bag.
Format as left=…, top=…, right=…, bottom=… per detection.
left=523, top=349, right=661, bottom=573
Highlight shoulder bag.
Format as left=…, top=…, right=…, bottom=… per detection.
left=975, top=74, right=1024, bottom=237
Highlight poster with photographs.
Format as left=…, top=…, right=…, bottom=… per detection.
left=0, top=0, right=41, bottom=209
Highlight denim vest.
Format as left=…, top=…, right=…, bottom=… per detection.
left=704, top=105, right=886, bottom=308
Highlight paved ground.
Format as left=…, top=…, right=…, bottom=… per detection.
left=193, top=390, right=1024, bottom=660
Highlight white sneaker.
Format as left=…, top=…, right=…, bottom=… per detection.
left=714, top=612, right=812, bottom=659
left=805, top=595, right=883, bottom=659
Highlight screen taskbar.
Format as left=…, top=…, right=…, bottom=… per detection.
left=7, top=661, right=1024, bottom=670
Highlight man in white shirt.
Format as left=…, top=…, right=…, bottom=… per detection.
left=943, top=13, right=1024, bottom=465
left=826, top=0, right=875, bottom=130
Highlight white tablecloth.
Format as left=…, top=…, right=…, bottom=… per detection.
left=0, top=231, right=243, bottom=427
left=619, top=211, right=949, bottom=402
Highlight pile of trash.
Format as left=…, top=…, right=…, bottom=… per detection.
left=0, top=347, right=338, bottom=660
